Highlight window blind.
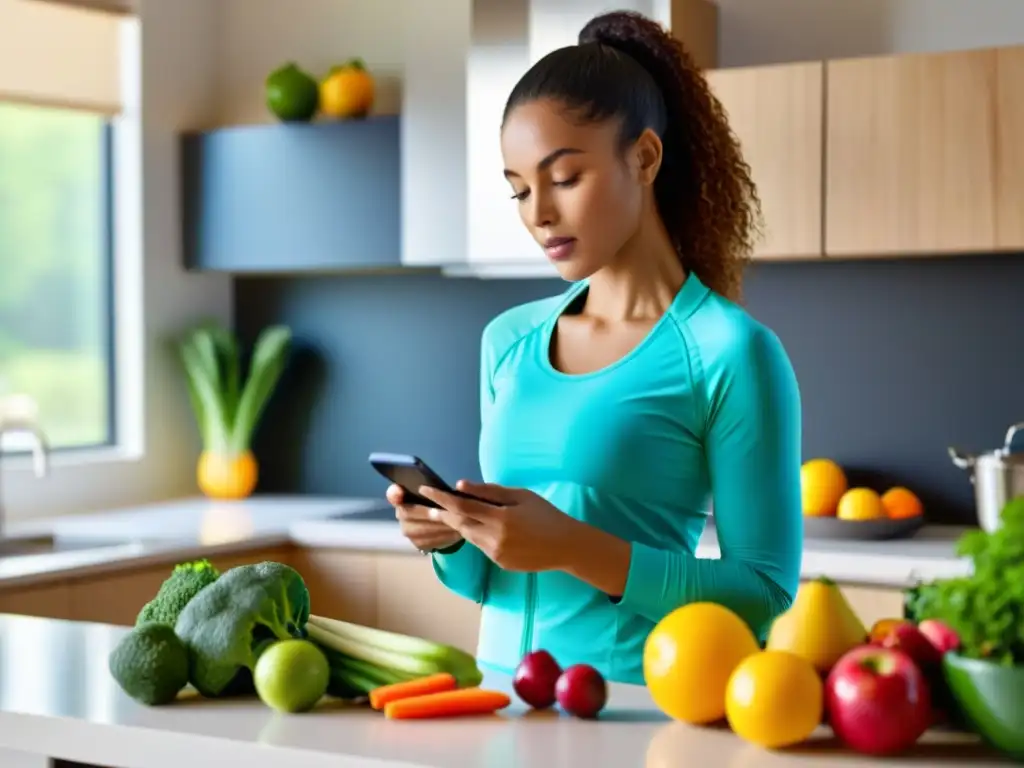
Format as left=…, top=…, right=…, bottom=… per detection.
left=0, top=0, right=134, bottom=115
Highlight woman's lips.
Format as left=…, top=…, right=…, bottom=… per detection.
left=544, top=237, right=577, bottom=261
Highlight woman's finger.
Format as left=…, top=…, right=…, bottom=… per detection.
left=386, top=483, right=405, bottom=506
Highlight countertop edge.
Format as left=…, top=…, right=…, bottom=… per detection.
left=0, top=495, right=973, bottom=591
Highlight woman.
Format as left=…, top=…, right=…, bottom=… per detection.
left=387, top=10, right=803, bottom=685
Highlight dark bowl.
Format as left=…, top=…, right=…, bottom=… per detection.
left=943, top=652, right=1024, bottom=761
left=803, top=514, right=924, bottom=541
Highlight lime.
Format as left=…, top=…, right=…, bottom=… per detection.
left=254, top=639, right=329, bottom=713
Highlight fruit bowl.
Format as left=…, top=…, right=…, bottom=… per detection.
left=803, top=514, right=924, bottom=541
left=943, top=653, right=1024, bottom=760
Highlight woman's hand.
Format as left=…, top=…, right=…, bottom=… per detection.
left=387, top=484, right=463, bottom=553
left=415, top=480, right=579, bottom=572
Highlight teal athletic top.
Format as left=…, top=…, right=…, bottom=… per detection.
left=431, top=272, right=803, bottom=684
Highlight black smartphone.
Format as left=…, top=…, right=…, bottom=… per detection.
left=368, top=452, right=498, bottom=508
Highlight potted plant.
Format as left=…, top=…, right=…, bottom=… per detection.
left=905, top=496, right=1024, bottom=761
left=175, top=321, right=292, bottom=500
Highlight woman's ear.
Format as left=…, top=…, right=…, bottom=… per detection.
left=632, top=128, right=663, bottom=186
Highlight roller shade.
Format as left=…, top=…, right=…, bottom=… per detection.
left=0, top=0, right=132, bottom=115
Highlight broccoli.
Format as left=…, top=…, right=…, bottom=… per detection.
left=108, top=622, right=190, bottom=705
left=174, top=561, right=311, bottom=697
left=136, top=559, right=220, bottom=627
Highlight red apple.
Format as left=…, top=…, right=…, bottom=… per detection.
left=918, top=619, right=961, bottom=655
left=555, top=664, right=607, bottom=719
left=880, top=622, right=943, bottom=668
left=825, top=645, right=932, bottom=755
left=513, top=650, right=563, bottom=709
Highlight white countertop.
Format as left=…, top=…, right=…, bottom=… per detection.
left=0, top=494, right=972, bottom=590
left=0, top=614, right=1005, bottom=768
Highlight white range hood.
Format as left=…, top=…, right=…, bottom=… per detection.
left=401, top=0, right=717, bottom=279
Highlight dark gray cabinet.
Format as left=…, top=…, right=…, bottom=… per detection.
left=181, top=116, right=400, bottom=272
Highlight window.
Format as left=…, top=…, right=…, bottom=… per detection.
left=0, top=102, right=115, bottom=449
left=0, top=0, right=131, bottom=453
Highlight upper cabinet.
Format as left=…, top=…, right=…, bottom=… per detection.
left=707, top=62, right=824, bottom=260
left=181, top=116, right=401, bottom=273
left=824, top=45, right=1024, bottom=257
left=996, top=47, right=1024, bottom=250
left=825, top=49, right=997, bottom=257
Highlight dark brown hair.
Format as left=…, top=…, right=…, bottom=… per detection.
left=502, top=10, right=761, bottom=302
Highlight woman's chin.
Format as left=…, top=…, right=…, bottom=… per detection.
left=550, top=258, right=598, bottom=283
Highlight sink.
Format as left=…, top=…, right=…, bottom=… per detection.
left=0, top=534, right=144, bottom=560
left=325, top=506, right=396, bottom=523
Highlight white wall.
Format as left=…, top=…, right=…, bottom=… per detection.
left=2, top=0, right=233, bottom=521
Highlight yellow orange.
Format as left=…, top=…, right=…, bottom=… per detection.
left=881, top=486, right=924, bottom=519
left=836, top=487, right=886, bottom=521
left=725, top=650, right=823, bottom=749
left=800, top=459, right=847, bottom=517
left=197, top=450, right=258, bottom=500
left=644, top=602, right=760, bottom=725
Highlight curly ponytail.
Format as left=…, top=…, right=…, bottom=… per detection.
left=503, top=10, right=761, bottom=302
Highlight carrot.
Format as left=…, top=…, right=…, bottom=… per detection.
left=383, top=688, right=512, bottom=720
left=369, top=672, right=457, bottom=710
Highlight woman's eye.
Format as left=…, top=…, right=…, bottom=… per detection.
left=510, top=189, right=529, bottom=202
left=554, top=174, right=580, bottom=188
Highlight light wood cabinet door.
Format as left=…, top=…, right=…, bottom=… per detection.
left=707, top=62, right=825, bottom=260
left=375, top=554, right=481, bottom=655
left=67, top=546, right=293, bottom=626
left=0, top=583, right=71, bottom=620
left=825, top=48, right=997, bottom=257
left=996, top=46, right=1024, bottom=250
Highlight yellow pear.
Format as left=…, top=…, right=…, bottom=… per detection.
left=765, top=576, right=868, bottom=675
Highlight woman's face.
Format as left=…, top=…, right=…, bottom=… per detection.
left=500, top=98, right=647, bottom=281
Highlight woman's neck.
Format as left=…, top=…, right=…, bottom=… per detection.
left=584, top=215, right=685, bottom=323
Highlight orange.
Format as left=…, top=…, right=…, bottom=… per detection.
left=881, top=486, right=924, bottom=519
left=800, top=459, right=847, bottom=517
left=836, top=487, right=886, bottom=521
left=725, top=650, right=823, bottom=749
left=643, top=602, right=760, bottom=725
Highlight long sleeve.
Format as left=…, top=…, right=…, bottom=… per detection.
left=615, top=324, right=804, bottom=641
left=429, top=320, right=500, bottom=604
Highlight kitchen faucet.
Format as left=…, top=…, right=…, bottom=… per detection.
left=0, top=416, right=50, bottom=541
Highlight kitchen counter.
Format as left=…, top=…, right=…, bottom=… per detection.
left=0, top=614, right=1008, bottom=768
left=0, top=495, right=972, bottom=590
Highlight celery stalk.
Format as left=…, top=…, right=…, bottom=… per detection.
left=307, top=614, right=479, bottom=669
left=306, top=623, right=449, bottom=678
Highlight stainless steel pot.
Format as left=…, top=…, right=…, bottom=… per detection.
left=949, top=422, right=1024, bottom=532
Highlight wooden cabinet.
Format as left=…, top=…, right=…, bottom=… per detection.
left=996, top=47, right=1024, bottom=250
left=0, top=583, right=71, bottom=620
left=825, top=48, right=998, bottom=257
left=292, top=549, right=481, bottom=655
left=67, top=546, right=293, bottom=626
left=707, top=62, right=825, bottom=260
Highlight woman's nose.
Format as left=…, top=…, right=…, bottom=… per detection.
left=527, top=191, right=558, bottom=229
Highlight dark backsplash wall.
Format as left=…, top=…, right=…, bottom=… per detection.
left=235, top=253, right=1024, bottom=526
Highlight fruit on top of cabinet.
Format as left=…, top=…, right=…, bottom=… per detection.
left=265, top=62, right=320, bottom=122
left=320, top=58, right=375, bottom=119
left=765, top=576, right=867, bottom=675
left=643, top=602, right=760, bottom=725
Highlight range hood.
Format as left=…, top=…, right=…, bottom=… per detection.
left=401, top=0, right=717, bottom=279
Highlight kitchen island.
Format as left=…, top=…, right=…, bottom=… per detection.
left=0, top=614, right=1010, bottom=768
